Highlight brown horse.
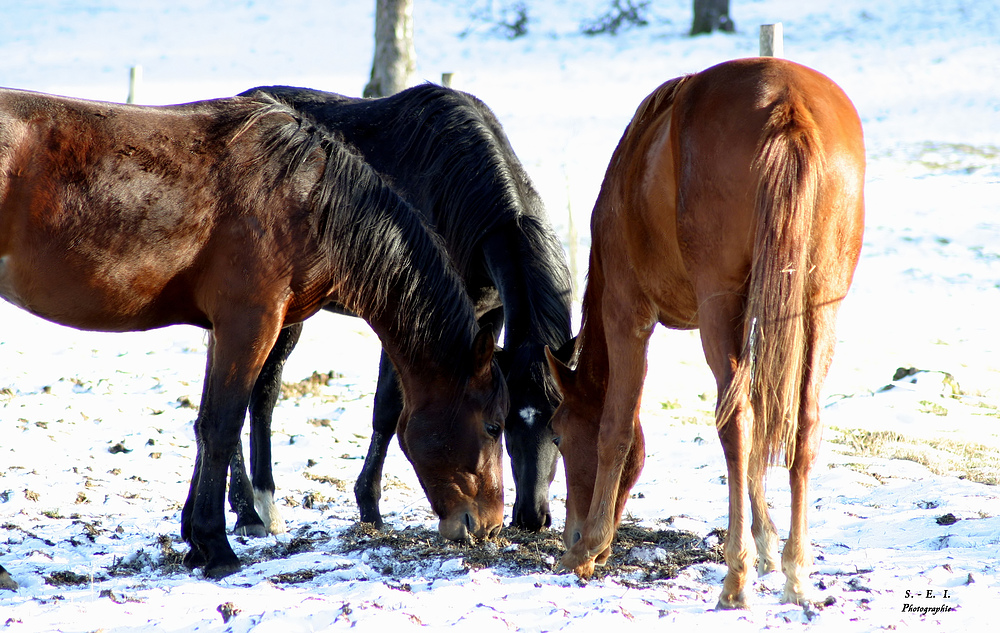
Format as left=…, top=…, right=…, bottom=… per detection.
left=0, top=87, right=507, bottom=579
left=546, top=58, right=865, bottom=608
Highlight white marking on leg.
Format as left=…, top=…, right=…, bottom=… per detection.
left=253, top=488, right=286, bottom=535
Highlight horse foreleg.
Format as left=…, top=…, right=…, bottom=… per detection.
left=354, top=350, right=401, bottom=527
left=782, top=433, right=817, bottom=606
left=749, top=457, right=779, bottom=575
left=183, top=313, right=283, bottom=578
left=562, top=306, right=650, bottom=579
left=715, top=396, right=754, bottom=610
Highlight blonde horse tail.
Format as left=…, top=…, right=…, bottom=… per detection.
left=719, top=94, right=822, bottom=471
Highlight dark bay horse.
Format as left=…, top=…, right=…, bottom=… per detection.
left=0, top=87, right=507, bottom=578
left=226, top=84, right=572, bottom=536
left=546, top=58, right=865, bottom=608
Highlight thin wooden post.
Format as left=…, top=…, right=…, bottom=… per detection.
left=441, top=72, right=455, bottom=88
left=564, top=168, right=579, bottom=303
left=127, top=65, right=142, bottom=104
left=759, top=23, right=783, bottom=57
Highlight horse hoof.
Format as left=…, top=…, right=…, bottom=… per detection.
left=358, top=509, right=384, bottom=528
left=233, top=523, right=268, bottom=538
left=781, top=586, right=814, bottom=606
left=0, top=565, right=18, bottom=591
left=559, top=552, right=595, bottom=580
left=715, top=592, right=750, bottom=610
left=203, top=555, right=242, bottom=580
left=182, top=548, right=207, bottom=571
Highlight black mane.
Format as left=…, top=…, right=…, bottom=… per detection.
left=244, top=97, right=477, bottom=371
left=243, top=84, right=572, bottom=378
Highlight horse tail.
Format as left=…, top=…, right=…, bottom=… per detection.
left=721, top=94, right=823, bottom=470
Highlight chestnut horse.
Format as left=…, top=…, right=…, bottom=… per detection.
left=546, top=58, right=865, bottom=608
left=0, top=87, right=507, bottom=579
left=227, top=84, right=572, bottom=536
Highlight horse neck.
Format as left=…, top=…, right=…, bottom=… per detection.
left=301, top=85, right=522, bottom=278
left=571, top=253, right=611, bottom=398
left=314, top=142, right=478, bottom=377
left=483, top=216, right=573, bottom=365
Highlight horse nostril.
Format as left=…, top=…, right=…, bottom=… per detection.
left=571, top=530, right=582, bottom=545
left=463, top=512, right=476, bottom=535
left=543, top=512, right=552, bottom=528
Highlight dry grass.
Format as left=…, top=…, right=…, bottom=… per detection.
left=830, top=428, right=1000, bottom=485
left=280, top=370, right=343, bottom=400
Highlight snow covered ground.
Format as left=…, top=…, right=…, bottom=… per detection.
left=2, top=1, right=999, bottom=630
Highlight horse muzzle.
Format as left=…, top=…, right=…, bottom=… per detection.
left=438, top=507, right=502, bottom=541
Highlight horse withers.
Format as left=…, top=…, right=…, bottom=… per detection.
left=0, top=87, right=507, bottom=578
left=546, top=58, right=865, bottom=608
left=228, top=84, right=572, bottom=537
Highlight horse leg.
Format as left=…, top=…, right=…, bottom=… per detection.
left=354, top=349, right=401, bottom=527
left=182, top=314, right=282, bottom=578
left=248, top=322, right=302, bottom=535
left=561, top=290, right=651, bottom=579
left=750, top=457, right=779, bottom=575
left=698, top=291, right=755, bottom=610
left=228, top=443, right=262, bottom=537
left=227, top=324, right=302, bottom=536
left=781, top=304, right=837, bottom=605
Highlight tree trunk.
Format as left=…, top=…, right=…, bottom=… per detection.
left=364, top=0, right=416, bottom=98
left=691, top=0, right=735, bottom=35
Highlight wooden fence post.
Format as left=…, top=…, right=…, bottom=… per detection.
left=127, top=65, right=143, bottom=104
left=441, top=72, right=455, bottom=88
left=759, top=23, right=783, bottom=57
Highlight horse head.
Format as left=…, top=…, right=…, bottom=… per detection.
left=544, top=341, right=599, bottom=551
left=497, top=343, right=565, bottom=531
left=545, top=338, right=645, bottom=570
left=396, top=325, right=508, bottom=541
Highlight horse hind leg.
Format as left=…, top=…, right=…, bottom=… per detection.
left=781, top=305, right=839, bottom=605
left=228, top=445, right=266, bottom=537
left=249, top=323, right=303, bottom=535
left=226, top=323, right=301, bottom=537
left=354, top=349, right=401, bottom=527
left=697, top=291, right=756, bottom=610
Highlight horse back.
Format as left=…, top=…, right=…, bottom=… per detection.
left=673, top=58, right=865, bottom=298
left=592, top=59, right=864, bottom=329
left=0, top=89, right=323, bottom=331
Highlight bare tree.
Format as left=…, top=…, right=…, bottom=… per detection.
left=691, top=0, right=735, bottom=35
left=364, top=0, right=416, bottom=98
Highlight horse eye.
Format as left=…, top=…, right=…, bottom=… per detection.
left=552, top=436, right=562, bottom=447
left=485, top=421, right=502, bottom=438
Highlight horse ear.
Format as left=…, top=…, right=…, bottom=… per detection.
left=544, top=343, right=576, bottom=396
left=472, top=324, right=496, bottom=379
left=492, top=345, right=507, bottom=372
left=551, top=336, right=577, bottom=366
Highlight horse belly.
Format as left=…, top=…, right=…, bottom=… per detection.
left=0, top=243, right=192, bottom=332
